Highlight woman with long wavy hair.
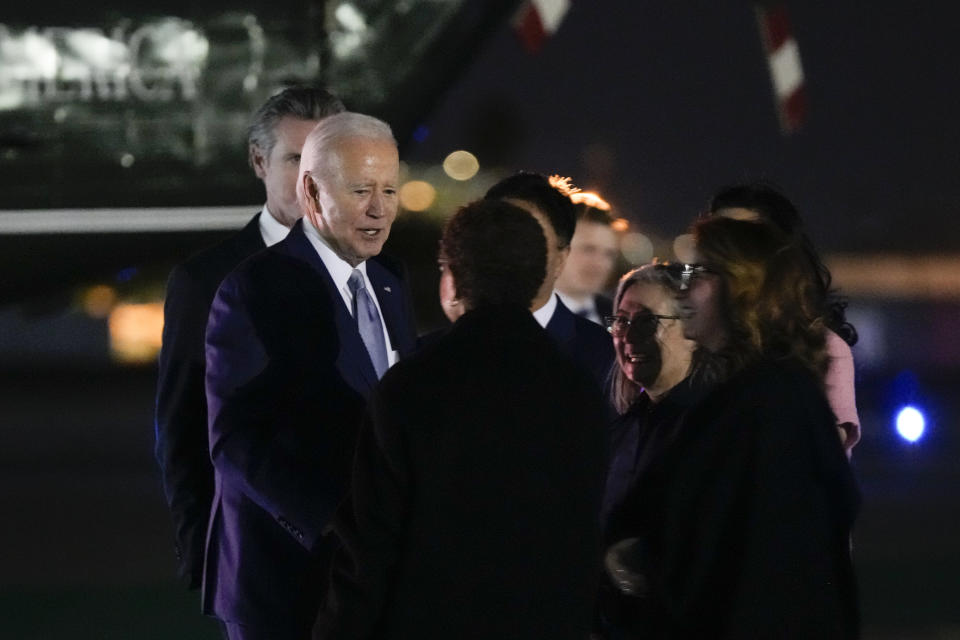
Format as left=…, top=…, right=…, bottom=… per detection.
left=621, top=216, right=860, bottom=638
left=709, top=182, right=860, bottom=453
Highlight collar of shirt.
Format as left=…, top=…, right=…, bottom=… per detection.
left=258, top=204, right=291, bottom=247
left=556, top=290, right=596, bottom=316
left=301, top=218, right=398, bottom=364
left=301, top=217, right=370, bottom=313
left=531, top=292, right=558, bottom=328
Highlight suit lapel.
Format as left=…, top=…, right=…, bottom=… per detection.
left=231, top=213, right=267, bottom=259
left=278, top=221, right=380, bottom=394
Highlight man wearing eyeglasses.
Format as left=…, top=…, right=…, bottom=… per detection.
left=485, top=172, right=615, bottom=392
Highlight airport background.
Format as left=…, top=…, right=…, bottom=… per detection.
left=1, top=1, right=958, bottom=638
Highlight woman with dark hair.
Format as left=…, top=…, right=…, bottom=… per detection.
left=315, top=199, right=608, bottom=639
left=596, top=263, right=713, bottom=639
left=709, top=182, right=860, bottom=453
left=642, top=216, right=859, bottom=638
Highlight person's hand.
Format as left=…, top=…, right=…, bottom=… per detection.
left=837, top=421, right=860, bottom=459
left=604, top=537, right=648, bottom=596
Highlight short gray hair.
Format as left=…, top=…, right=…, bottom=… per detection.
left=297, top=112, right=397, bottom=207
left=300, top=112, right=396, bottom=175
left=246, top=85, right=345, bottom=166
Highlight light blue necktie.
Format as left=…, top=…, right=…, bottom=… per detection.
left=347, top=269, right=389, bottom=379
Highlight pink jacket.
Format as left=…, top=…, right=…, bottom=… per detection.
left=825, top=329, right=860, bottom=455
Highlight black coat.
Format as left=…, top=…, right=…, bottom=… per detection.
left=154, top=213, right=265, bottom=588
left=597, top=377, right=710, bottom=636
left=614, top=358, right=860, bottom=639
left=316, top=305, right=608, bottom=639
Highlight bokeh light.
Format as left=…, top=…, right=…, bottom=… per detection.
left=82, top=284, right=118, bottom=318
left=672, top=234, right=696, bottom=263
left=108, top=302, right=164, bottom=363
left=896, top=406, right=926, bottom=443
left=620, top=232, right=654, bottom=265
left=610, top=217, right=630, bottom=233
left=570, top=191, right=611, bottom=210
left=399, top=180, right=436, bottom=212
left=442, top=150, right=479, bottom=181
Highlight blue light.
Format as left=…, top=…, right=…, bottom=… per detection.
left=116, top=266, right=138, bottom=283
left=412, top=125, right=430, bottom=143
left=896, top=406, right=926, bottom=443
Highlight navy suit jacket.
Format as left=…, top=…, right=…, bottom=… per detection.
left=594, top=293, right=613, bottom=321
left=545, top=296, right=615, bottom=393
left=203, top=220, right=417, bottom=631
left=154, top=213, right=265, bottom=588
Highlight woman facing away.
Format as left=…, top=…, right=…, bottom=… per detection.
left=709, top=182, right=861, bottom=454
left=607, top=216, right=859, bottom=639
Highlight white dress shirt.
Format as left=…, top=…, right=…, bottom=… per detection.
left=257, top=205, right=292, bottom=247
left=301, top=218, right=398, bottom=367
left=532, top=293, right=559, bottom=329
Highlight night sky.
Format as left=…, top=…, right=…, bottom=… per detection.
left=407, top=1, right=960, bottom=254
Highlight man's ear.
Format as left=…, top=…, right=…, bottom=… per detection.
left=439, top=268, right=464, bottom=322
left=554, top=245, right=571, bottom=277
left=301, top=172, right=322, bottom=218
left=250, top=144, right=268, bottom=179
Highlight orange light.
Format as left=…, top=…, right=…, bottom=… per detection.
left=548, top=175, right=577, bottom=197
left=827, top=254, right=960, bottom=300
left=570, top=191, right=612, bottom=211
left=399, top=180, right=437, bottom=212
left=82, top=284, right=118, bottom=318
left=108, top=302, right=164, bottom=364
left=610, top=217, right=630, bottom=233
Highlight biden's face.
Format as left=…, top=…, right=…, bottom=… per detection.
left=306, top=137, right=400, bottom=266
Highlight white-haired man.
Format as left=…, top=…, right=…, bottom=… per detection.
left=155, top=86, right=343, bottom=593
left=203, top=112, right=417, bottom=639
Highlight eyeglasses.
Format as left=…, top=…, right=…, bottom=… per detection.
left=679, top=263, right=715, bottom=291
left=604, top=312, right=681, bottom=337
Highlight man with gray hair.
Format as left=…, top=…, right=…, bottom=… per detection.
left=203, top=112, right=417, bottom=639
left=155, top=85, right=343, bottom=592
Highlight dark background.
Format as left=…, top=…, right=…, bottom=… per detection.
left=1, top=2, right=958, bottom=638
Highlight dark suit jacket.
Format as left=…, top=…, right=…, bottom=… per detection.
left=203, top=220, right=417, bottom=632
left=594, top=293, right=613, bottom=320
left=315, top=305, right=607, bottom=639
left=154, top=213, right=265, bottom=588
left=546, top=296, right=615, bottom=393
